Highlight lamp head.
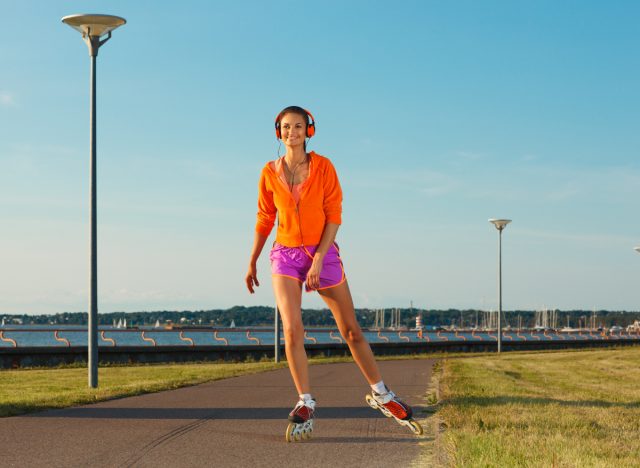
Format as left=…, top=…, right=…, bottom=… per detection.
left=634, top=246, right=640, bottom=254
left=489, top=219, right=512, bottom=231
left=62, top=14, right=126, bottom=38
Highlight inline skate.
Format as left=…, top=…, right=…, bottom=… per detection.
left=285, top=397, right=315, bottom=442
left=365, top=388, right=423, bottom=435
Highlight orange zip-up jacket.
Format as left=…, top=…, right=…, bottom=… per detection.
left=255, top=152, right=342, bottom=247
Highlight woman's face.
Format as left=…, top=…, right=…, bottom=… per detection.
left=279, top=113, right=307, bottom=147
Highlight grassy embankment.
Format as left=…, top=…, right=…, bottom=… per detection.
left=0, top=352, right=449, bottom=418
left=437, top=347, right=640, bottom=466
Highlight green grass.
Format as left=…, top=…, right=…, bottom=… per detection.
left=437, top=347, right=640, bottom=467
left=0, top=360, right=289, bottom=417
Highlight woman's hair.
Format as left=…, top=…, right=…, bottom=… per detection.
left=276, top=105, right=311, bottom=129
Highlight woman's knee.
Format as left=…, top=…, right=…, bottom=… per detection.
left=341, top=325, right=364, bottom=344
left=283, top=324, right=305, bottom=348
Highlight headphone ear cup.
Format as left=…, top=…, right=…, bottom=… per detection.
left=275, top=124, right=281, bottom=139
left=304, top=109, right=316, bottom=138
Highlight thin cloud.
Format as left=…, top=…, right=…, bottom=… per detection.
left=517, top=228, right=635, bottom=246
left=455, top=150, right=483, bottom=161
left=544, top=182, right=581, bottom=201
left=0, top=92, right=15, bottom=107
left=350, top=168, right=461, bottom=197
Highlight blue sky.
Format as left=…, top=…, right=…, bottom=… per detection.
left=1, top=1, right=639, bottom=315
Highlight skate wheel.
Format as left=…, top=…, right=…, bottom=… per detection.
left=285, top=422, right=295, bottom=443
left=365, top=394, right=377, bottom=409
left=294, top=430, right=302, bottom=442
left=301, top=428, right=310, bottom=440
left=408, top=419, right=423, bottom=436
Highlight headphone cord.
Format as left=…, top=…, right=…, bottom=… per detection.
left=284, top=153, right=312, bottom=252
left=284, top=153, right=307, bottom=193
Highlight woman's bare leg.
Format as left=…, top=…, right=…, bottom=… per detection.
left=272, top=275, right=310, bottom=395
left=318, top=281, right=382, bottom=384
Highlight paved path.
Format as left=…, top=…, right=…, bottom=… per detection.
left=2, top=360, right=435, bottom=467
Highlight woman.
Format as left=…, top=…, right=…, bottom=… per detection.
left=245, top=106, right=421, bottom=441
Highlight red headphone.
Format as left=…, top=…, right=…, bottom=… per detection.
left=275, top=107, right=316, bottom=139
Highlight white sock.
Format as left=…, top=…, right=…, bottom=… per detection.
left=299, top=393, right=313, bottom=402
left=371, top=380, right=387, bottom=395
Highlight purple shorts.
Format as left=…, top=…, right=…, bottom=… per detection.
left=269, top=242, right=346, bottom=292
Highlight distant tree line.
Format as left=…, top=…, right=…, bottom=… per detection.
left=2, top=307, right=640, bottom=329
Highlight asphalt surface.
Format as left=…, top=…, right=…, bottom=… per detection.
left=2, top=359, right=435, bottom=468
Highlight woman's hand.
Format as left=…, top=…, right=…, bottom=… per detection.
left=306, top=255, right=324, bottom=290
left=245, top=263, right=260, bottom=294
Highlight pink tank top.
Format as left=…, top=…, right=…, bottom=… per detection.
left=270, top=157, right=311, bottom=204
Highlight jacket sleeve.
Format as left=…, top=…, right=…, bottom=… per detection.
left=255, top=167, right=277, bottom=237
left=322, top=160, right=342, bottom=225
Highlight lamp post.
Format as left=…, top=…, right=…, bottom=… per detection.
left=489, top=219, right=511, bottom=353
left=62, top=14, right=126, bottom=388
left=274, top=304, right=281, bottom=363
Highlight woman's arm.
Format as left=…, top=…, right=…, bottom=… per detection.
left=246, top=232, right=268, bottom=294
left=305, top=222, right=339, bottom=290
left=248, top=167, right=276, bottom=294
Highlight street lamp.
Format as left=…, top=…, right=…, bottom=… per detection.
left=62, top=14, right=126, bottom=388
left=489, top=219, right=511, bottom=353
left=635, top=247, right=640, bottom=254
left=274, top=304, right=281, bottom=363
